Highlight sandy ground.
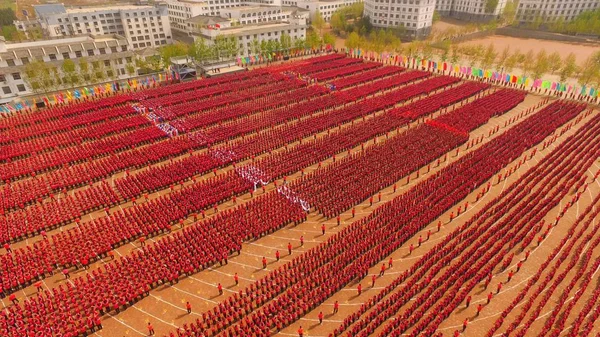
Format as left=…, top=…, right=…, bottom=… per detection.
left=457, top=35, right=599, bottom=67
left=2, top=60, right=600, bottom=337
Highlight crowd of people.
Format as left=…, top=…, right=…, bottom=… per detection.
left=0, top=53, right=593, bottom=337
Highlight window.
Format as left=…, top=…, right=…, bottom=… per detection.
left=17, top=84, right=26, bottom=92
left=62, top=52, right=70, bottom=59
left=122, top=46, right=127, bottom=51
left=0, top=75, right=5, bottom=82
left=6, top=59, right=15, bottom=66
left=2, top=86, right=11, bottom=94
left=99, top=48, right=106, bottom=54
left=87, top=50, right=94, bottom=56
left=20, top=57, right=29, bottom=65
left=75, top=51, right=82, bottom=57
left=104, top=60, right=111, bottom=66
left=49, top=54, right=57, bottom=61
left=111, top=47, right=118, bottom=53
left=12, top=73, right=21, bottom=80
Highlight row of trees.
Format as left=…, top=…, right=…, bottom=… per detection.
left=23, top=57, right=137, bottom=94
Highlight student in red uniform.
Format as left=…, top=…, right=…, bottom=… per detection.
left=321, top=224, right=326, bottom=235
left=487, top=292, right=493, bottom=304
left=333, top=300, right=339, bottom=314
left=388, top=257, right=393, bottom=268
left=497, top=282, right=503, bottom=294
left=477, top=303, right=483, bottom=316
left=217, top=283, right=223, bottom=295
left=234, top=273, right=239, bottom=286
left=300, top=235, right=304, bottom=247
left=288, top=242, right=292, bottom=255
left=465, top=295, right=471, bottom=308
left=148, top=322, right=155, bottom=335
left=298, top=326, right=304, bottom=337
left=262, top=256, right=267, bottom=269
left=379, top=263, right=386, bottom=276
left=357, top=283, right=362, bottom=295
left=276, top=250, right=280, bottom=262
left=186, top=302, right=192, bottom=314
left=372, top=274, right=377, bottom=287
left=318, top=311, right=324, bottom=324
left=462, top=319, right=468, bottom=332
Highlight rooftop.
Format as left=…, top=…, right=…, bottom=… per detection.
left=187, top=15, right=230, bottom=24
left=3, top=34, right=125, bottom=51
left=65, top=4, right=157, bottom=13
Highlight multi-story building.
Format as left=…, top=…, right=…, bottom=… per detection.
left=516, top=0, right=600, bottom=23
left=32, top=3, right=172, bottom=50
left=364, top=0, right=435, bottom=38
left=283, top=0, right=361, bottom=21
left=187, top=7, right=307, bottom=56
left=435, top=0, right=507, bottom=21
left=0, top=34, right=137, bottom=104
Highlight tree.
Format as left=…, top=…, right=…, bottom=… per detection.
left=249, top=38, right=261, bottom=56
left=330, top=11, right=346, bottom=34
left=450, top=45, right=460, bottom=64
left=280, top=33, right=292, bottom=54
left=500, top=0, right=518, bottom=25
left=495, top=46, right=510, bottom=72
left=577, top=51, right=600, bottom=87
left=192, top=38, right=214, bottom=64
left=559, top=53, right=577, bottom=82
left=421, top=42, right=434, bottom=61
left=532, top=50, right=550, bottom=79
left=158, top=42, right=188, bottom=67
left=345, top=31, right=361, bottom=49
left=306, top=30, right=321, bottom=49
left=546, top=52, right=562, bottom=75
left=312, top=10, right=325, bottom=36
left=0, top=8, right=16, bottom=26
left=520, top=50, right=535, bottom=76
left=432, top=10, right=441, bottom=23
left=293, top=38, right=306, bottom=51
left=505, top=49, right=521, bottom=72
left=485, top=0, right=499, bottom=14
left=480, top=43, right=497, bottom=70
left=322, top=32, right=336, bottom=47
left=61, top=59, right=79, bottom=87
left=23, top=60, right=53, bottom=94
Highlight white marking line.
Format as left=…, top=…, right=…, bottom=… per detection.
left=106, top=312, right=146, bottom=336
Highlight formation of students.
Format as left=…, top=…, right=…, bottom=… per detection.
left=0, top=53, right=592, bottom=337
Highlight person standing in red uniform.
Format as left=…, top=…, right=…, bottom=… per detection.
left=298, top=326, right=304, bottom=337
left=300, top=236, right=304, bottom=247
left=217, top=283, right=223, bottom=295
left=234, top=273, right=239, bottom=286
left=476, top=303, right=483, bottom=316
left=262, top=257, right=267, bottom=269
left=186, top=302, right=192, bottom=314
left=379, top=263, right=386, bottom=276
left=276, top=250, right=280, bottom=262
left=357, top=283, right=362, bottom=295
left=321, top=224, right=326, bottom=235
left=147, top=322, right=155, bottom=335
left=318, top=311, right=324, bottom=324
left=288, top=242, right=293, bottom=255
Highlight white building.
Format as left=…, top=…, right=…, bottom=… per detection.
left=435, top=0, right=507, bottom=21
left=284, top=0, right=361, bottom=21
left=516, top=0, right=600, bottom=23
left=364, top=0, right=435, bottom=38
left=0, top=35, right=138, bottom=104
left=187, top=8, right=307, bottom=57
left=32, top=3, right=172, bottom=50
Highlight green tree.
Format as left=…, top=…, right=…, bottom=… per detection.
left=520, top=50, right=535, bottom=76
left=293, top=37, right=306, bottom=51
left=505, top=49, right=521, bottom=72
left=312, top=10, right=325, bottom=36
left=485, top=0, right=499, bottom=14
left=495, top=46, right=510, bottom=71
left=481, top=43, right=497, bottom=70
left=345, top=31, right=361, bottom=49
left=330, top=11, right=346, bottom=34
left=23, top=60, right=53, bottom=94
left=322, top=32, right=336, bottom=47
left=450, top=45, right=460, bottom=64
left=306, top=30, right=321, bottom=49
left=432, top=10, right=441, bottom=23
left=577, top=51, right=600, bottom=87
left=280, top=33, right=292, bottom=54
left=0, top=8, right=16, bottom=26
left=547, top=52, right=562, bottom=75
left=500, top=0, right=518, bottom=25
left=531, top=49, right=550, bottom=79
left=61, top=59, right=79, bottom=87
left=192, top=38, right=214, bottom=64
left=559, top=53, right=577, bottom=82
left=158, top=42, right=189, bottom=67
